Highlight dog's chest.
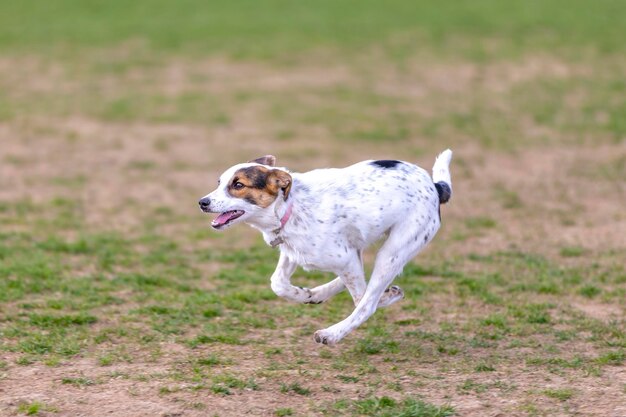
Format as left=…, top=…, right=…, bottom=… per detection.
left=269, top=225, right=352, bottom=271
left=280, top=240, right=349, bottom=272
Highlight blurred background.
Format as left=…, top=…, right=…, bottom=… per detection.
left=0, top=1, right=624, bottom=416
left=0, top=0, right=624, bottom=251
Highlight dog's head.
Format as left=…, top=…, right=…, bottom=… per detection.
left=198, top=155, right=292, bottom=230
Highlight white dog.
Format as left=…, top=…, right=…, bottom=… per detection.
left=199, top=150, right=452, bottom=345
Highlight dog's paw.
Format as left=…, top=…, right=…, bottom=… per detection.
left=387, top=285, right=404, bottom=298
left=378, top=285, right=404, bottom=308
left=295, top=286, right=323, bottom=304
left=314, top=329, right=337, bottom=346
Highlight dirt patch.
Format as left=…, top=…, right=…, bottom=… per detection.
left=572, top=300, right=624, bottom=322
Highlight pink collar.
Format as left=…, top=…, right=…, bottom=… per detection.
left=280, top=201, right=293, bottom=228
left=270, top=202, right=293, bottom=248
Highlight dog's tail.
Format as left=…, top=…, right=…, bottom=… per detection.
left=432, top=149, right=453, bottom=204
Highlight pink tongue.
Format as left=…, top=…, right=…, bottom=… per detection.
left=213, top=212, right=235, bottom=226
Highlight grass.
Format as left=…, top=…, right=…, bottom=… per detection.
left=17, top=401, right=58, bottom=416
left=542, top=388, right=575, bottom=401
left=1, top=0, right=625, bottom=415
left=332, top=396, right=455, bottom=417
left=0, top=0, right=624, bottom=60
left=280, top=382, right=311, bottom=396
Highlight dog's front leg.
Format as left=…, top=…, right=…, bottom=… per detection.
left=270, top=252, right=341, bottom=303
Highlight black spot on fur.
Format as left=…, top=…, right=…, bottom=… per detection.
left=435, top=181, right=451, bottom=204
left=371, top=160, right=402, bottom=169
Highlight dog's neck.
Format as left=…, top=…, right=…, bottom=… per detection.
left=244, top=176, right=316, bottom=248
left=245, top=195, right=294, bottom=239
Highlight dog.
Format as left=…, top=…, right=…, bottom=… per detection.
left=199, top=150, right=453, bottom=345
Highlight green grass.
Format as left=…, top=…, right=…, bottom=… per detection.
left=280, top=382, right=311, bottom=396
left=1, top=0, right=625, bottom=59
left=62, top=376, right=97, bottom=386
left=330, top=396, right=455, bottom=417
left=16, top=401, right=58, bottom=416
left=275, top=408, right=294, bottom=417
left=560, top=246, right=586, bottom=258
left=542, top=388, right=575, bottom=401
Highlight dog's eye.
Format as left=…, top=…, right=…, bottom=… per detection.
left=232, top=181, right=245, bottom=190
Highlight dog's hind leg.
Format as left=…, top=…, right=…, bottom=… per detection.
left=337, top=250, right=367, bottom=306
left=377, top=285, right=404, bottom=308
left=314, top=222, right=437, bottom=345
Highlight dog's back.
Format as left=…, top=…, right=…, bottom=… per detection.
left=289, top=158, right=441, bottom=248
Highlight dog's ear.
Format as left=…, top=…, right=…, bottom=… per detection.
left=268, top=169, right=292, bottom=200
left=249, top=155, right=276, bottom=167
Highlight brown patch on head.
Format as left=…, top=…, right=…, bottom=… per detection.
left=248, top=155, right=276, bottom=166
left=227, top=166, right=291, bottom=207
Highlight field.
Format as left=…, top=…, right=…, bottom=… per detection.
left=1, top=1, right=625, bottom=416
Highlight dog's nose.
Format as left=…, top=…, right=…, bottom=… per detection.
left=198, top=197, right=211, bottom=210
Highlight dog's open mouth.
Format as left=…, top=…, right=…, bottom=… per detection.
left=211, top=210, right=245, bottom=229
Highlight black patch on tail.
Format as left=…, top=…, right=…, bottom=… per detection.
left=371, top=160, right=401, bottom=169
left=435, top=182, right=451, bottom=204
